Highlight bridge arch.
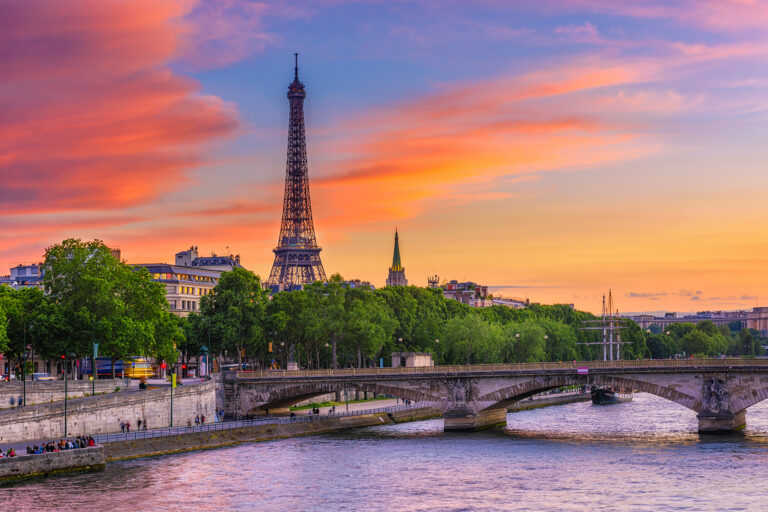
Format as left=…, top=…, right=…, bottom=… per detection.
left=477, top=375, right=699, bottom=413
left=234, top=380, right=442, bottom=415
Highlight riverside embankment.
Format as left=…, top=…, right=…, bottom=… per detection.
left=0, top=380, right=216, bottom=444
left=508, top=391, right=591, bottom=412
left=0, top=446, right=105, bottom=484
left=102, top=406, right=440, bottom=461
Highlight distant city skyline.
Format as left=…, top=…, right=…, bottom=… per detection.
left=2, top=1, right=768, bottom=314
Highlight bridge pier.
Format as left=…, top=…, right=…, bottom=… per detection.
left=697, top=410, right=746, bottom=433
left=444, top=409, right=507, bottom=431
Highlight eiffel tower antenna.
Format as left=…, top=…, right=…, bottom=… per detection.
left=267, top=54, right=327, bottom=291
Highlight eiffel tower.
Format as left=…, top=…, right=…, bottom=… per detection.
left=267, top=54, right=327, bottom=291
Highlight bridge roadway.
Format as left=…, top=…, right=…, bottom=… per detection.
left=225, top=358, right=768, bottom=432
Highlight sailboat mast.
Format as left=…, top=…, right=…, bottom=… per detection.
left=608, top=290, right=614, bottom=361
left=602, top=293, right=607, bottom=362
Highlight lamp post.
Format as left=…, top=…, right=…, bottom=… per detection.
left=22, top=342, right=30, bottom=408
left=324, top=343, right=330, bottom=369
left=62, top=353, right=75, bottom=437
left=92, top=319, right=101, bottom=397
left=434, top=339, right=439, bottom=366
left=280, top=342, right=285, bottom=369
left=203, top=317, right=212, bottom=376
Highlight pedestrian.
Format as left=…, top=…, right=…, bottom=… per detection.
left=120, top=420, right=125, bottom=433
left=143, top=419, right=147, bottom=431
left=9, top=396, right=15, bottom=409
left=18, top=396, right=23, bottom=408
left=126, top=421, right=130, bottom=432
left=201, top=415, right=205, bottom=425
left=137, top=419, right=142, bottom=430
left=195, top=415, right=200, bottom=426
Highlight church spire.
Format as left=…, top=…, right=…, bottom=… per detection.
left=391, top=229, right=403, bottom=272
left=386, top=229, right=407, bottom=286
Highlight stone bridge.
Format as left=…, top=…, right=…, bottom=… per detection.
left=222, top=358, right=768, bottom=433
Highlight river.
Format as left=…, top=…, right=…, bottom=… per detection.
left=6, top=393, right=768, bottom=511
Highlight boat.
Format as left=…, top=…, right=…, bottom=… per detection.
left=591, top=385, right=634, bottom=405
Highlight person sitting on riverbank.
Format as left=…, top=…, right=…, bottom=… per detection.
left=5, top=447, right=16, bottom=457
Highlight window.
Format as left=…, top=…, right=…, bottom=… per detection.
left=169, top=301, right=176, bottom=309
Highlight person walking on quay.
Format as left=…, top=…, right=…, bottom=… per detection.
left=126, top=421, right=130, bottom=432
left=137, top=419, right=142, bottom=430
left=195, top=415, right=200, bottom=426
left=120, top=420, right=125, bottom=433
left=143, top=418, right=147, bottom=431
left=201, top=415, right=205, bottom=425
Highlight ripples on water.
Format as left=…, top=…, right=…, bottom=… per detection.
left=7, top=394, right=768, bottom=511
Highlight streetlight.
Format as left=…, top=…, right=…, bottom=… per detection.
left=92, top=319, right=102, bottom=397
left=434, top=339, right=440, bottom=366
left=203, top=317, right=212, bottom=375
left=62, top=352, right=75, bottom=437
left=280, top=342, right=285, bottom=369
left=22, top=342, right=31, bottom=408
left=324, top=343, right=330, bottom=369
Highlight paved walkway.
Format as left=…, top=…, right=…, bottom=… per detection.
left=292, top=398, right=404, bottom=416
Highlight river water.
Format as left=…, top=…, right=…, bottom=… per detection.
left=7, top=394, right=768, bottom=511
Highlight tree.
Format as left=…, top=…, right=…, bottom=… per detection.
left=501, top=321, right=546, bottom=363
left=739, top=329, right=756, bottom=357
left=646, top=333, right=678, bottom=359
left=345, top=288, right=397, bottom=368
left=441, top=314, right=503, bottom=364
left=201, top=267, right=269, bottom=366
left=680, top=330, right=713, bottom=357
left=0, top=301, right=9, bottom=355
left=44, top=238, right=172, bottom=377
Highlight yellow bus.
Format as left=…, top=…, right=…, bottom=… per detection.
left=123, top=357, right=156, bottom=379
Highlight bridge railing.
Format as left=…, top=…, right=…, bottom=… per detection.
left=234, top=358, right=768, bottom=379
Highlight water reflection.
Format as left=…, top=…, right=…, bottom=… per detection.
left=6, top=394, right=768, bottom=511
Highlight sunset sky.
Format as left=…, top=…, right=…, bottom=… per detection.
left=2, top=0, right=768, bottom=314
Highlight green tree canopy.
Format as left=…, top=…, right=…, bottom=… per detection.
left=201, top=267, right=269, bottom=365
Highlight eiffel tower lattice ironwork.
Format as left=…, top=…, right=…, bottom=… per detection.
left=267, top=54, right=327, bottom=290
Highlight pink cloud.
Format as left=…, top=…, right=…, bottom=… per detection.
left=0, top=0, right=240, bottom=215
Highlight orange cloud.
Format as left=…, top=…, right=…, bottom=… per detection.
left=0, top=0, right=240, bottom=215
left=311, top=61, right=655, bottom=229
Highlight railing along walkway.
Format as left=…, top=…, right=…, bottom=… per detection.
left=92, top=403, right=417, bottom=444
left=234, top=358, right=768, bottom=379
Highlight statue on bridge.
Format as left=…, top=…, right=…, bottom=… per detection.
left=701, top=377, right=730, bottom=415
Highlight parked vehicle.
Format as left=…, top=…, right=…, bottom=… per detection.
left=31, top=372, right=56, bottom=381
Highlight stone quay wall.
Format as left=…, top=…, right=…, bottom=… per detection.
left=0, top=379, right=131, bottom=409
left=0, top=445, right=105, bottom=483
left=0, top=381, right=215, bottom=444
left=507, top=392, right=591, bottom=412
left=104, top=406, right=439, bottom=461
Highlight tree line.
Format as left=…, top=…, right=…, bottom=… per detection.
left=182, top=271, right=656, bottom=369
left=2, top=239, right=765, bottom=378
left=0, top=239, right=181, bottom=378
